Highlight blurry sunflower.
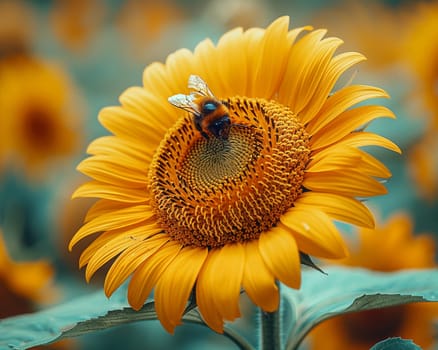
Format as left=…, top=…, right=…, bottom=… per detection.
left=56, top=176, right=102, bottom=281
left=402, top=2, right=438, bottom=199
left=0, top=57, right=82, bottom=179
left=0, top=229, right=55, bottom=318
left=50, top=0, right=106, bottom=52
left=309, top=213, right=437, bottom=350
left=69, top=17, right=400, bottom=333
left=203, top=0, right=270, bottom=30
left=312, top=1, right=408, bottom=70
left=0, top=117, right=6, bottom=174
left=0, top=0, right=34, bottom=60
left=408, top=133, right=438, bottom=200
left=403, top=1, right=438, bottom=130
left=116, top=0, right=185, bottom=60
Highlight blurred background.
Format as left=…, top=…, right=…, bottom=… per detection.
left=0, top=0, right=437, bottom=349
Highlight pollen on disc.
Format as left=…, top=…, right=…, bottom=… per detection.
left=179, top=126, right=262, bottom=192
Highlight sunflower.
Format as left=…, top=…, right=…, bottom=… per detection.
left=50, top=0, right=106, bottom=52
left=69, top=17, right=400, bottom=333
left=312, top=1, right=408, bottom=70
left=0, top=57, right=82, bottom=178
left=0, top=116, right=6, bottom=174
left=402, top=2, right=438, bottom=199
left=309, top=213, right=437, bottom=349
left=203, top=0, right=269, bottom=30
left=0, top=0, right=34, bottom=60
left=403, top=1, right=438, bottom=130
left=408, top=133, right=438, bottom=200
left=0, top=229, right=55, bottom=318
left=56, top=176, right=102, bottom=281
left=117, top=0, right=185, bottom=55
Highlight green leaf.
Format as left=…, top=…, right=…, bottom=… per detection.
left=282, top=266, right=438, bottom=350
left=0, top=285, right=149, bottom=349
left=1, top=267, right=437, bottom=350
left=0, top=287, right=253, bottom=350
left=370, top=337, right=422, bottom=350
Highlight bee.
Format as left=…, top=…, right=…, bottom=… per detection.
left=168, top=75, right=231, bottom=140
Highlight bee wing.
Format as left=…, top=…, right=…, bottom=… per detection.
left=168, top=93, right=201, bottom=115
left=188, top=75, right=214, bottom=97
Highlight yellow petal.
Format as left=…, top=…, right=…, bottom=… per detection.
left=192, top=30, right=246, bottom=97
left=354, top=149, right=392, bottom=178
left=202, top=28, right=245, bottom=96
left=98, top=106, right=164, bottom=146
left=83, top=199, right=122, bottom=222
left=294, top=192, right=375, bottom=228
left=242, top=28, right=265, bottom=97
left=79, top=223, right=161, bottom=268
left=333, top=131, right=401, bottom=154
left=104, top=234, right=169, bottom=297
left=142, top=61, right=174, bottom=100
left=119, top=86, right=176, bottom=131
left=258, top=226, right=301, bottom=289
left=307, top=146, right=362, bottom=172
left=87, top=135, right=153, bottom=163
left=83, top=235, right=131, bottom=280
left=250, top=16, right=291, bottom=98
left=242, top=240, right=279, bottom=312
left=278, top=29, right=329, bottom=108
left=195, top=278, right=223, bottom=333
left=69, top=204, right=154, bottom=250
left=310, top=105, right=395, bottom=150
left=299, top=51, right=366, bottom=124
left=127, top=240, right=182, bottom=310
left=77, top=155, right=148, bottom=188
left=307, top=85, right=389, bottom=136
left=196, top=244, right=245, bottom=333
left=308, top=146, right=392, bottom=179
left=303, top=169, right=388, bottom=197
left=155, top=246, right=208, bottom=333
left=164, top=48, right=196, bottom=95
left=84, top=199, right=149, bottom=223
left=280, top=208, right=348, bottom=258
left=82, top=224, right=162, bottom=281
left=73, top=181, right=148, bottom=203
left=192, top=38, right=222, bottom=94
left=287, top=25, right=313, bottom=45
left=289, top=37, right=344, bottom=114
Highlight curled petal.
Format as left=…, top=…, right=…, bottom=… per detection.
left=196, top=244, right=245, bottom=333
left=280, top=208, right=348, bottom=259
left=258, top=226, right=301, bottom=289
left=155, top=246, right=208, bottom=333
left=127, top=240, right=182, bottom=310
left=294, top=192, right=374, bottom=228
left=242, top=240, right=279, bottom=312
left=69, top=204, right=154, bottom=250
left=104, top=235, right=169, bottom=297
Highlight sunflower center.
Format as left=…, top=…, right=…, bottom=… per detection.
left=149, top=97, right=310, bottom=248
left=341, top=306, right=407, bottom=344
left=0, top=281, right=33, bottom=318
left=21, top=105, right=56, bottom=150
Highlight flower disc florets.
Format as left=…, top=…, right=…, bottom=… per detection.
left=149, top=96, right=310, bottom=248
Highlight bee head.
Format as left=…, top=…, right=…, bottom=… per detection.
left=208, top=115, right=231, bottom=139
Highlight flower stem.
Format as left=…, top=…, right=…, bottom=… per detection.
left=260, top=306, right=281, bottom=350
